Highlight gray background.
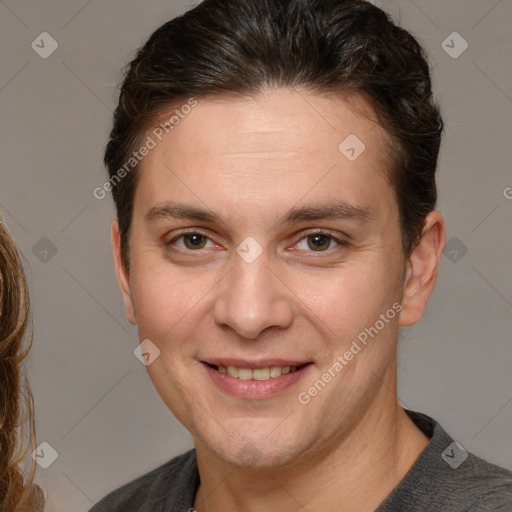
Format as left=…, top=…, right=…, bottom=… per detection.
left=1, top=0, right=511, bottom=510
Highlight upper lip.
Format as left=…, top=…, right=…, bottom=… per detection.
left=203, top=359, right=311, bottom=369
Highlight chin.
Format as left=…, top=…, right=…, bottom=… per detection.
left=196, top=424, right=308, bottom=469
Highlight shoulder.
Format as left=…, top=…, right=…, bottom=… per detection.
left=414, top=410, right=512, bottom=510
left=455, top=452, right=512, bottom=511
left=87, top=449, right=198, bottom=512
left=378, top=410, right=512, bottom=511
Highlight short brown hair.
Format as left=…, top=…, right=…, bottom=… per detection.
left=104, top=0, right=443, bottom=268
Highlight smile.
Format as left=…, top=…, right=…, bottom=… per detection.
left=202, top=361, right=313, bottom=399
left=208, top=363, right=307, bottom=381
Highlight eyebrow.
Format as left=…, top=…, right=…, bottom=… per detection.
left=145, top=200, right=373, bottom=227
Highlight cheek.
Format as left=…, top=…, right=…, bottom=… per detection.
left=130, top=257, right=219, bottom=346
left=130, top=259, right=187, bottom=338
left=291, top=261, right=398, bottom=336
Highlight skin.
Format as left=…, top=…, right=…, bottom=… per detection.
left=112, top=88, right=446, bottom=511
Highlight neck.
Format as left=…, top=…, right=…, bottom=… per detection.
left=193, top=372, right=429, bottom=512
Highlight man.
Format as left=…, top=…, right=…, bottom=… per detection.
left=90, top=0, right=512, bottom=510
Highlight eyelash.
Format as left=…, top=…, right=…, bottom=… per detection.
left=165, top=229, right=349, bottom=255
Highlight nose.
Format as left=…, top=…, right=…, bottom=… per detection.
left=212, top=250, right=294, bottom=340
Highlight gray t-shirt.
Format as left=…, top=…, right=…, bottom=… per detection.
left=88, top=410, right=512, bottom=511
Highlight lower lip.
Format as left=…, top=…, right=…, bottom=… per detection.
left=202, top=363, right=313, bottom=399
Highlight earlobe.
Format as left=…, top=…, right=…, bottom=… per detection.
left=111, top=219, right=137, bottom=325
left=399, top=211, right=446, bottom=327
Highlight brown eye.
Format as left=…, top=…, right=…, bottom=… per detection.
left=183, top=233, right=208, bottom=250
left=306, top=233, right=332, bottom=251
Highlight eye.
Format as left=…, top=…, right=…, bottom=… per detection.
left=295, top=232, right=344, bottom=252
left=166, top=230, right=347, bottom=254
left=168, top=231, right=217, bottom=251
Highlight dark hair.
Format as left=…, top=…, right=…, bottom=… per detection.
left=104, top=0, right=443, bottom=268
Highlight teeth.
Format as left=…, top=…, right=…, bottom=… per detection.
left=218, top=365, right=301, bottom=380
left=270, top=366, right=283, bottom=378
left=227, top=366, right=238, bottom=378
left=252, top=367, right=270, bottom=380
left=238, top=368, right=252, bottom=380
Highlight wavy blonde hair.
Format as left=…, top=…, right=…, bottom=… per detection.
left=0, top=213, right=44, bottom=511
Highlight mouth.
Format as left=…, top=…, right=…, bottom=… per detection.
left=201, top=360, right=314, bottom=399
left=204, top=362, right=310, bottom=381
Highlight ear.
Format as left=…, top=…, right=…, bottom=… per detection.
left=111, top=219, right=136, bottom=324
left=399, top=211, right=446, bottom=327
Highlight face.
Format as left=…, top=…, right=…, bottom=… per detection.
left=113, top=89, right=431, bottom=469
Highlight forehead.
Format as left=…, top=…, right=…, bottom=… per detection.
left=136, top=89, right=395, bottom=222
